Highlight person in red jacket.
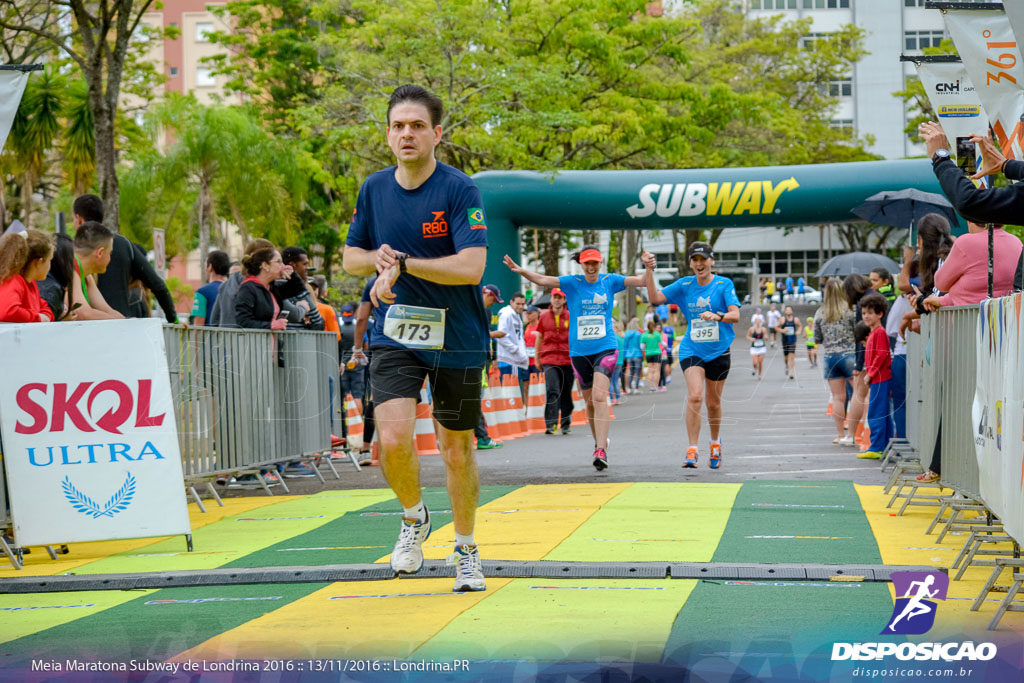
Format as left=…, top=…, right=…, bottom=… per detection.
left=858, top=292, right=893, bottom=460
left=533, top=287, right=573, bottom=434
left=0, top=229, right=56, bottom=323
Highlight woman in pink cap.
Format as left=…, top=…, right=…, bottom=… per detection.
left=504, top=246, right=653, bottom=472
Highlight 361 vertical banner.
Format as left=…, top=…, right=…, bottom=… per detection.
left=0, top=319, right=191, bottom=546
left=943, top=9, right=1024, bottom=159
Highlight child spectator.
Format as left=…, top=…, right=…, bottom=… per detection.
left=858, top=293, right=893, bottom=460
left=0, top=229, right=56, bottom=323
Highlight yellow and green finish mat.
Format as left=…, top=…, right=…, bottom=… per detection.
left=1, top=482, right=1022, bottom=681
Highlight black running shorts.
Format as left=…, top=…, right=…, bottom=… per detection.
left=679, top=352, right=731, bottom=382
left=369, top=346, right=482, bottom=431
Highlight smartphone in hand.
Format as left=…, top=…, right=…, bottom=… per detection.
left=956, top=136, right=977, bottom=175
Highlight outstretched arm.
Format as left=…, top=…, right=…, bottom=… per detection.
left=503, top=255, right=560, bottom=289
left=641, top=251, right=668, bottom=305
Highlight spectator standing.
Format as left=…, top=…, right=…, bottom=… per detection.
left=920, top=221, right=1022, bottom=310
left=190, top=250, right=230, bottom=325
left=858, top=292, right=894, bottom=459
left=0, top=229, right=55, bottom=323
left=71, top=194, right=177, bottom=323
left=71, top=222, right=123, bottom=320
left=843, top=273, right=872, bottom=443
left=886, top=289, right=913, bottom=441
left=207, top=239, right=305, bottom=327
left=234, top=248, right=289, bottom=331
left=311, top=275, right=340, bottom=340
left=39, top=233, right=75, bottom=320
left=534, top=287, right=573, bottom=434
left=280, top=246, right=325, bottom=330
left=764, top=278, right=776, bottom=304
left=797, top=276, right=806, bottom=303
left=814, top=279, right=857, bottom=445
left=496, top=292, right=530, bottom=402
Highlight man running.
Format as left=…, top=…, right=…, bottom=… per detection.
left=643, top=243, right=739, bottom=469
left=766, top=303, right=781, bottom=348
left=504, top=246, right=654, bottom=471
left=342, top=84, right=489, bottom=592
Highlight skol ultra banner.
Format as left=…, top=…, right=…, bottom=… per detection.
left=974, top=294, right=1024, bottom=544
left=0, top=319, right=191, bottom=546
left=943, top=9, right=1024, bottom=159
left=0, top=69, right=30, bottom=155
left=915, top=61, right=989, bottom=164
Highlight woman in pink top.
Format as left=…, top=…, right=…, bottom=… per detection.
left=923, top=222, right=1023, bottom=309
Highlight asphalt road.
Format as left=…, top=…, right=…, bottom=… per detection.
left=233, top=303, right=889, bottom=498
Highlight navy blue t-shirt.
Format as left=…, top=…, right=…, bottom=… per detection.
left=346, top=163, right=489, bottom=368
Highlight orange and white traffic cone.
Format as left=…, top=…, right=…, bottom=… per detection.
left=571, top=383, right=587, bottom=426
left=345, top=394, right=364, bottom=449
left=526, top=373, right=545, bottom=434
left=414, top=387, right=440, bottom=455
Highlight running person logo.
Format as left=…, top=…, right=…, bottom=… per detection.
left=422, top=211, right=448, bottom=238
left=882, top=571, right=948, bottom=635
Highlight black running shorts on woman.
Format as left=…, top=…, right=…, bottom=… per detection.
left=679, top=352, right=731, bottom=382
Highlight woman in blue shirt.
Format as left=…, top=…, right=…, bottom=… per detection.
left=504, top=246, right=653, bottom=471
left=643, top=242, right=740, bottom=470
left=623, top=318, right=643, bottom=393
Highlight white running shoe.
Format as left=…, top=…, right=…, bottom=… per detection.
left=837, top=436, right=855, bottom=447
left=390, top=509, right=431, bottom=574
left=447, top=544, right=486, bottom=592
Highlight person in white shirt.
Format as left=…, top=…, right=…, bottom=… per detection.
left=766, top=304, right=782, bottom=348
left=496, top=291, right=530, bottom=401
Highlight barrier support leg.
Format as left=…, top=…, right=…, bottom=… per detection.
left=45, top=546, right=57, bottom=560
left=205, top=483, right=224, bottom=507
left=186, top=534, right=193, bottom=552
left=0, top=534, right=21, bottom=570
left=989, top=574, right=1024, bottom=631
left=188, top=486, right=207, bottom=514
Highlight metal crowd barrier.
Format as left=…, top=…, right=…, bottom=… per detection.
left=162, top=325, right=342, bottom=482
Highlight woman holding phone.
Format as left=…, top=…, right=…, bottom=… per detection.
left=235, top=247, right=292, bottom=330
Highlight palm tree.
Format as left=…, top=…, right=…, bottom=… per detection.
left=4, top=66, right=63, bottom=227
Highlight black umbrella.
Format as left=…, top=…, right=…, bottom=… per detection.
left=815, top=252, right=901, bottom=277
left=851, top=188, right=959, bottom=230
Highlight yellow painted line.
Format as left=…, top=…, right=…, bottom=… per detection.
left=0, top=496, right=301, bottom=577
left=170, top=579, right=511, bottom=661
left=177, top=483, right=628, bottom=661
left=545, top=482, right=741, bottom=561
left=854, top=484, right=1024, bottom=635
left=415, top=579, right=698, bottom=662
left=381, top=482, right=633, bottom=563
left=0, top=590, right=158, bottom=644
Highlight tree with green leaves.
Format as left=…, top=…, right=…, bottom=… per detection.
left=0, top=0, right=173, bottom=231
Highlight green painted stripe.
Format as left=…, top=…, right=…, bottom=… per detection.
left=220, top=486, right=517, bottom=569
left=76, top=489, right=396, bottom=575
left=662, top=481, right=895, bottom=671
left=544, top=483, right=740, bottom=562
left=0, top=485, right=518, bottom=664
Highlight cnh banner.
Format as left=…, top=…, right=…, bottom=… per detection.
left=0, top=69, right=31, bottom=155
left=0, top=319, right=191, bottom=546
left=915, top=60, right=989, bottom=161
left=973, top=294, right=1024, bottom=544
left=943, top=9, right=1024, bottom=160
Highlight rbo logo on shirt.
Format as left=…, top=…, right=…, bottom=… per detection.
left=422, top=211, right=449, bottom=238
